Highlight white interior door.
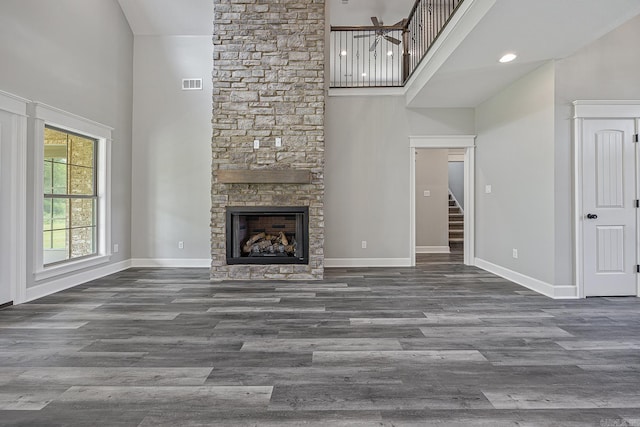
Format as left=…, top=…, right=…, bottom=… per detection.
left=582, top=119, right=638, bottom=296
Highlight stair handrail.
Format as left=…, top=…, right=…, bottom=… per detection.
left=448, top=189, right=464, bottom=214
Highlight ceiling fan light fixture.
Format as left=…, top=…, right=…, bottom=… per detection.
left=387, top=50, right=393, bottom=56
left=499, top=53, right=517, bottom=63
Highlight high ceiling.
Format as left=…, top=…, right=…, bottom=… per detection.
left=117, top=0, right=640, bottom=107
left=117, top=0, right=212, bottom=36
left=329, top=0, right=414, bottom=27
left=406, top=0, right=640, bottom=107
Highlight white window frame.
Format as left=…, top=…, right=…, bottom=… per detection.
left=29, top=102, right=113, bottom=281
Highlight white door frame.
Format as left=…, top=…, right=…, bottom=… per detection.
left=573, top=100, right=640, bottom=298
left=409, top=135, right=476, bottom=266
left=0, top=90, right=28, bottom=305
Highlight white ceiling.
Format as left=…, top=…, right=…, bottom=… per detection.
left=117, top=0, right=640, bottom=107
left=329, top=0, right=414, bottom=27
left=406, top=0, right=640, bottom=107
left=117, top=0, right=212, bottom=36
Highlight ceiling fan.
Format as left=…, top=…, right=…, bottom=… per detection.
left=354, top=17, right=403, bottom=52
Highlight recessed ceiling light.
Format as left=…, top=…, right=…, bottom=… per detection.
left=340, top=50, right=347, bottom=56
left=499, top=53, right=517, bottom=63
left=362, top=73, right=367, bottom=77
left=387, top=50, right=393, bottom=56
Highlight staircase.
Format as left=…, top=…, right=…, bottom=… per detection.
left=448, top=192, right=464, bottom=251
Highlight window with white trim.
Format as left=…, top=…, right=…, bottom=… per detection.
left=43, top=126, right=98, bottom=265
left=31, top=102, right=112, bottom=280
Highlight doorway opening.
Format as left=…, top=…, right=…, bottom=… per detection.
left=409, top=136, right=475, bottom=267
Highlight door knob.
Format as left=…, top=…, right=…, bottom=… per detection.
left=586, top=213, right=598, bottom=219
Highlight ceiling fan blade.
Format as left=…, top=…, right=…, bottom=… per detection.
left=371, top=16, right=381, bottom=27
left=369, top=37, right=380, bottom=52
left=353, top=34, right=373, bottom=38
left=384, top=35, right=402, bottom=45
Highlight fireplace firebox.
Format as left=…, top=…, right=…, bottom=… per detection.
left=226, top=206, right=309, bottom=265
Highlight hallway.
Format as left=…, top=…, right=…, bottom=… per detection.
left=0, top=259, right=639, bottom=425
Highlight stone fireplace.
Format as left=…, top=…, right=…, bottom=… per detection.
left=211, top=0, right=325, bottom=280
left=226, top=206, right=309, bottom=265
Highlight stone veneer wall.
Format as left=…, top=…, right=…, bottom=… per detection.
left=211, top=0, right=325, bottom=280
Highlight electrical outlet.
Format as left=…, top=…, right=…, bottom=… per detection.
left=178, top=241, right=184, bottom=249
left=423, top=190, right=430, bottom=197
left=113, top=244, right=119, bottom=253
left=361, top=240, right=367, bottom=249
left=512, top=248, right=518, bottom=259
left=253, top=139, right=260, bottom=149
left=275, top=137, right=282, bottom=147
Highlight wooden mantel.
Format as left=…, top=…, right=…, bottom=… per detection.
left=217, top=169, right=312, bottom=184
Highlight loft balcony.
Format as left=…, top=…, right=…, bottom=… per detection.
left=330, top=0, right=464, bottom=88
left=329, top=0, right=640, bottom=108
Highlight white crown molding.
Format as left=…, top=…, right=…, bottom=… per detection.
left=0, top=90, right=29, bottom=116
left=573, top=100, right=640, bottom=118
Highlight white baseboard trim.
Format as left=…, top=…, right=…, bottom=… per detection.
left=552, top=286, right=580, bottom=299
left=25, top=260, right=132, bottom=303
left=474, top=258, right=578, bottom=299
left=325, top=258, right=412, bottom=268
left=416, top=246, right=450, bottom=254
left=130, top=258, right=211, bottom=268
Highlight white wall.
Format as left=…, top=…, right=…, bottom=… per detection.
left=475, top=62, right=556, bottom=284
left=553, top=14, right=640, bottom=286
left=0, top=0, right=133, bottom=290
left=415, top=148, right=449, bottom=248
left=325, top=95, right=473, bottom=262
left=131, top=36, right=212, bottom=263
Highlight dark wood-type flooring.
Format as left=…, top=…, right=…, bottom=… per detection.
left=1, top=254, right=640, bottom=426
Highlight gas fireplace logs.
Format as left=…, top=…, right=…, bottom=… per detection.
left=242, top=231, right=296, bottom=256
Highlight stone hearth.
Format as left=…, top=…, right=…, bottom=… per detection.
left=211, top=0, right=325, bottom=280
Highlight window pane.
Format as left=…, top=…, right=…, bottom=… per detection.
left=52, top=198, right=68, bottom=226
left=69, top=165, right=94, bottom=195
left=70, top=136, right=95, bottom=167
left=43, top=199, right=52, bottom=231
left=52, top=162, right=68, bottom=194
left=43, top=229, right=69, bottom=264
left=44, top=160, right=53, bottom=194
left=43, top=231, right=52, bottom=249
left=43, top=126, right=100, bottom=266
left=70, top=226, right=96, bottom=258
left=70, top=198, right=96, bottom=228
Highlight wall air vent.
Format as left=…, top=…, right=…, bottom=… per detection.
left=182, top=78, right=203, bottom=90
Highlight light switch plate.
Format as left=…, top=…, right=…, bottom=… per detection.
left=485, top=185, right=492, bottom=194
left=253, top=139, right=260, bottom=149
left=275, top=137, right=282, bottom=147
left=423, top=190, right=430, bottom=197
